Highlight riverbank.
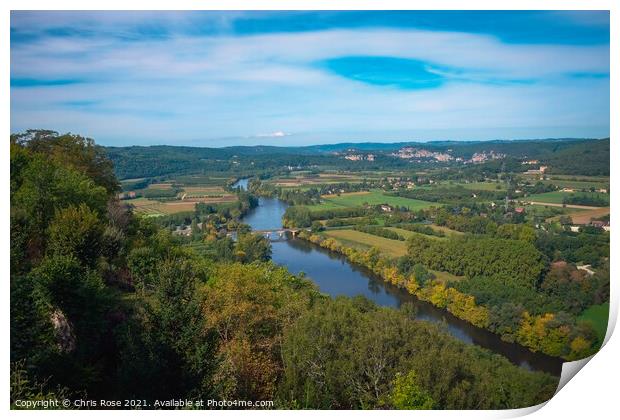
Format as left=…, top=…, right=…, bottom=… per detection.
left=234, top=180, right=566, bottom=375
left=295, top=230, right=597, bottom=363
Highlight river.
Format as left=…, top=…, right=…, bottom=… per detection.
left=234, top=179, right=564, bottom=375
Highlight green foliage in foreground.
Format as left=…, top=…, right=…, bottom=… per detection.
left=279, top=297, right=557, bottom=409
left=390, top=371, right=435, bottom=409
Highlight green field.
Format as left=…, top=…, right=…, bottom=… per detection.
left=386, top=227, right=419, bottom=239
left=539, top=179, right=609, bottom=190
left=526, top=191, right=609, bottom=205
left=578, top=303, right=609, bottom=343
left=173, top=175, right=231, bottom=186
left=541, top=174, right=609, bottom=182
left=307, top=189, right=437, bottom=211
left=323, top=229, right=408, bottom=257
left=441, top=181, right=506, bottom=191
left=428, top=224, right=465, bottom=236
left=126, top=184, right=238, bottom=216
left=386, top=227, right=446, bottom=240
left=462, top=182, right=506, bottom=191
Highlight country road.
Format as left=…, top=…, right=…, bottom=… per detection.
left=529, top=201, right=602, bottom=210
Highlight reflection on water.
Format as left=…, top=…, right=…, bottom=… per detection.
left=243, top=197, right=290, bottom=231
left=234, top=180, right=564, bottom=375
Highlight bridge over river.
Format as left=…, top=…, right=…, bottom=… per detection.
left=252, top=228, right=306, bottom=241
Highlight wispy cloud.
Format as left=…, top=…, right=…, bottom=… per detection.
left=256, top=131, right=290, bottom=138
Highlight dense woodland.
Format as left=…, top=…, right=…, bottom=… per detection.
left=105, top=137, right=610, bottom=180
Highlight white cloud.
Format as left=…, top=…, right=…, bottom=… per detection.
left=256, top=131, right=289, bottom=138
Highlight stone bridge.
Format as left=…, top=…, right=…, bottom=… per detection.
left=252, top=228, right=303, bottom=240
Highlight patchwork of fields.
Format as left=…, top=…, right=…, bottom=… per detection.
left=122, top=180, right=237, bottom=216
left=272, top=172, right=374, bottom=188
left=306, top=189, right=437, bottom=211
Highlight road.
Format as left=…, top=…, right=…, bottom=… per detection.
left=529, top=201, right=602, bottom=210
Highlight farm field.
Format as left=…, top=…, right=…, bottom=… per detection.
left=173, top=175, right=231, bottom=186
left=307, top=189, right=437, bottom=211
left=543, top=174, right=609, bottom=182
left=427, top=224, right=465, bottom=236
left=148, top=182, right=175, bottom=190
left=386, top=227, right=417, bottom=239
left=538, top=179, right=609, bottom=190
left=524, top=204, right=579, bottom=221
left=274, top=179, right=356, bottom=187
left=537, top=204, right=610, bottom=224
left=384, top=225, right=464, bottom=240
left=569, top=207, right=610, bottom=224
left=522, top=174, right=609, bottom=183
left=442, top=181, right=506, bottom=191
left=182, top=186, right=234, bottom=199
left=126, top=192, right=238, bottom=216
left=270, top=170, right=386, bottom=188
left=278, top=184, right=323, bottom=191
left=386, top=227, right=446, bottom=240
left=525, top=191, right=609, bottom=206
left=578, top=303, right=609, bottom=343
left=273, top=177, right=368, bottom=188
left=323, top=229, right=408, bottom=257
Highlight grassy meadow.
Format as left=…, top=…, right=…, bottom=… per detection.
left=307, top=189, right=436, bottom=211
left=323, top=229, right=408, bottom=257
left=578, top=303, right=609, bottom=343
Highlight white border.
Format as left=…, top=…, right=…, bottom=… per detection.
left=3, top=1, right=617, bottom=419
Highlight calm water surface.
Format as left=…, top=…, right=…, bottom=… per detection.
left=234, top=179, right=564, bottom=376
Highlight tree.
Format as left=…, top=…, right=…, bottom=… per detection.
left=412, top=264, right=434, bottom=287
left=311, top=221, right=324, bottom=233
left=47, top=204, right=103, bottom=267
left=116, top=256, right=218, bottom=401
left=202, top=262, right=317, bottom=401
left=279, top=297, right=557, bottom=409
left=390, top=371, right=435, bottom=409
left=12, top=130, right=119, bottom=193
left=283, top=206, right=312, bottom=228
left=235, top=233, right=271, bottom=263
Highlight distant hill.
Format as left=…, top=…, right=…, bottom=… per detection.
left=105, top=137, right=609, bottom=179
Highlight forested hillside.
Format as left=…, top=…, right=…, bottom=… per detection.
left=105, top=137, right=609, bottom=180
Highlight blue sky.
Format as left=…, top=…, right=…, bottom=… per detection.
left=10, top=11, right=610, bottom=147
